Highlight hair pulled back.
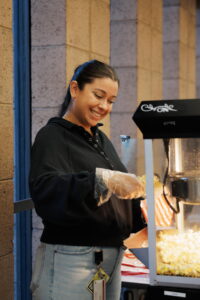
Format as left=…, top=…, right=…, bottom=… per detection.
left=59, top=60, right=119, bottom=117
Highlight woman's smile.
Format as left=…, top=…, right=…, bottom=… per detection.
left=90, top=109, right=103, bottom=119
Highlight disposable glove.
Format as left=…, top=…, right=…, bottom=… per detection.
left=95, top=168, right=145, bottom=206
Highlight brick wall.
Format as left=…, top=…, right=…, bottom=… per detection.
left=66, top=0, right=110, bottom=135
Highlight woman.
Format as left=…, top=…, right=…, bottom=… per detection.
left=29, top=60, right=147, bottom=299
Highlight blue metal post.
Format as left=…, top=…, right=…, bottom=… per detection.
left=13, top=0, right=32, bottom=299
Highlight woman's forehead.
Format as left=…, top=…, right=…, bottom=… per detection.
left=88, top=77, right=118, bottom=94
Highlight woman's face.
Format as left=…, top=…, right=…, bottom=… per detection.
left=69, top=77, right=118, bottom=132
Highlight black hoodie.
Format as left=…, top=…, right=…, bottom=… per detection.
left=29, top=117, right=145, bottom=246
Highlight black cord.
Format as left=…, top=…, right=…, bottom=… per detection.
left=162, top=138, right=180, bottom=214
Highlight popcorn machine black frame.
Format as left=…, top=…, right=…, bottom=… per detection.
left=133, top=99, right=200, bottom=289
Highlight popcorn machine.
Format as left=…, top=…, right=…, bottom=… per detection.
left=133, top=99, right=200, bottom=289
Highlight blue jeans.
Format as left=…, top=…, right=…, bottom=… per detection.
left=30, top=243, right=125, bottom=299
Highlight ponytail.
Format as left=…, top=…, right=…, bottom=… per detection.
left=58, top=87, right=71, bottom=117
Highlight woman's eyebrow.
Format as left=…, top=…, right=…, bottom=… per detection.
left=94, top=88, right=117, bottom=98
left=93, top=88, right=106, bottom=94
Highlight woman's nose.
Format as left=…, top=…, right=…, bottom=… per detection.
left=98, top=99, right=109, bottom=110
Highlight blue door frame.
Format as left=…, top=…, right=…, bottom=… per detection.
left=13, top=0, right=32, bottom=299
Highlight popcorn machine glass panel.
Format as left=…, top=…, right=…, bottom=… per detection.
left=153, top=138, right=200, bottom=278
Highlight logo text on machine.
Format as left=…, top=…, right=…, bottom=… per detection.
left=141, top=103, right=177, bottom=113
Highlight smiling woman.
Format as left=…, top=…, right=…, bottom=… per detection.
left=64, top=77, right=118, bottom=134
left=59, top=60, right=119, bottom=117
left=29, top=60, right=147, bottom=300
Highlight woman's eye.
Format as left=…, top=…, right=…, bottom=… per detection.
left=108, top=100, right=115, bottom=105
left=94, top=93, right=103, bottom=99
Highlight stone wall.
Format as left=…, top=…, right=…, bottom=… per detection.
left=66, top=0, right=110, bottom=135
left=163, top=0, right=196, bottom=99
left=197, top=1, right=200, bottom=97
left=0, top=0, right=14, bottom=298
left=31, top=0, right=67, bottom=258
left=110, top=0, right=162, bottom=171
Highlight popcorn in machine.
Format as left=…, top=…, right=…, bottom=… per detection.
left=132, top=99, right=200, bottom=290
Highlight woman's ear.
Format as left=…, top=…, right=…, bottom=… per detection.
left=69, top=81, right=79, bottom=99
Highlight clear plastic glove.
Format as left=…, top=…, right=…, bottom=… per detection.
left=95, top=168, right=145, bottom=206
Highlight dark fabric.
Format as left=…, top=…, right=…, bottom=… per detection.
left=29, top=117, right=145, bottom=246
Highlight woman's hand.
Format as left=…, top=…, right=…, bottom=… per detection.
left=123, top=227, right=148, bottom=249
left=96, top=168, right=145, bottom=199
left=107, top=172, right=145, bottom=199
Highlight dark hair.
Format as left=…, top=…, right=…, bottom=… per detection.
left=59, top=60, right=119, bottom=117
